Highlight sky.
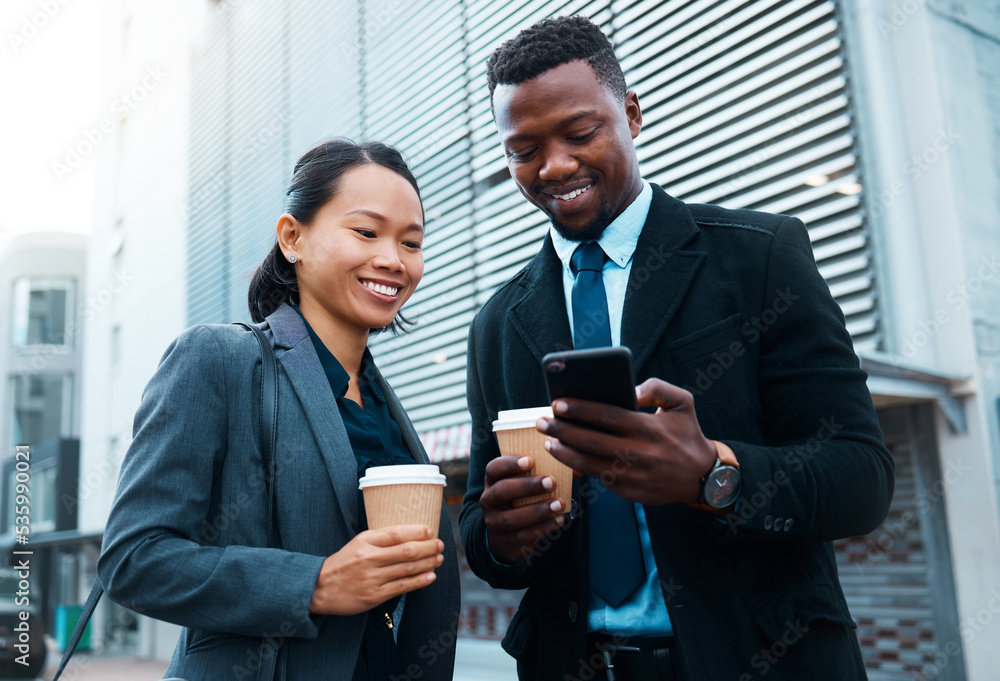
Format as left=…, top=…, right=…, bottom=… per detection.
left=0, top=0, right=104, bottom=249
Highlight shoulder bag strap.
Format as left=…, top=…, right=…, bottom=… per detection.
left=50, top=578, right=103, bottom=680
left=52, top=321, right=279, bottom=680
left=235, top=321, right=282, bottom=681
left=237, top=321, right=279, bottom=547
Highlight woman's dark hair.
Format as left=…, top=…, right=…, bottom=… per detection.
left=248, top=138, right=423, bottom=331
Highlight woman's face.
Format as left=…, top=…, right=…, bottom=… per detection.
left=291, top=163, right=424, bottom=336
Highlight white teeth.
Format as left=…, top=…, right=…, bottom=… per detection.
left=554, top=185, right=592, bottom=201
left=364, top=281, right=399, bottom=296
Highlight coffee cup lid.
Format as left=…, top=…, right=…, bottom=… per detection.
left=358, top=464, right=446, bottom=489
left=492, top=406, right=554, bottom=431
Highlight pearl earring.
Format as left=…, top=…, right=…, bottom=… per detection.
left=288, top=253, right=297, bottom=263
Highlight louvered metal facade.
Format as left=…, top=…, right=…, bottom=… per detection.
left=187, top=0, right=879, bottom=438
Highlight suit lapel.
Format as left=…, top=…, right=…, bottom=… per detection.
left=266, top=305, right=359, bottom=529
left=511, top=189, right=706, bottom=374
left=621, top=186, right=705, bottom=374
left=509, top=234, right=574, bottom=362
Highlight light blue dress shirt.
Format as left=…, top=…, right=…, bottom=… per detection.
left=550, top=180, right=673, bottom=637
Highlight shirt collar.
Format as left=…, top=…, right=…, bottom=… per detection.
left=291, top=305, right=384, bottom=403
left=551, top=179, right=652, bottom=270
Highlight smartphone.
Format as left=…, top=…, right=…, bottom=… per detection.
left=541, top=347, right=638, bottom=411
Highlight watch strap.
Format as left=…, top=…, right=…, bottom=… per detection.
left=714, top=440, right=739, bottom=468
left=691, top=440, right=740, bottom=512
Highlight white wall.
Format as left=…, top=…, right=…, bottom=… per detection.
left=78, top=0, right=211, bottom=659
left=79, top=0, right=207, bottom=534
left=842, top=0, right=1000, bottom=677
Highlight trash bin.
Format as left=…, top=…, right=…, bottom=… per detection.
left=55, top=604, right=91, bottom=652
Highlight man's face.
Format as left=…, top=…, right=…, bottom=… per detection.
left=493, top=60, right=643, bottom=242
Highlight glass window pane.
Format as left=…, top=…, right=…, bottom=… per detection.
left=11, top=278, right=73, bottom=346
left=29, top=288, right=67, bottom=344
left=10, top=375, right=64, bottom=447
left=35, top=465, right=57, bottom=527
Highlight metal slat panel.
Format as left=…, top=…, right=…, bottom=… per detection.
left=623, top=1, right=823, bottom=95
left=388, top=334, right=471, bottom=387
left=288, top=0, right=362, bottom=149
left=187, top=11, right=232, bottom=326
left=639, top=39, right=844, bottom=146
left=188, top=0, right=880, bottom=448
left=649, top=92, right=849, bottom=190
left=409, top=398, right=477, bottom=432
left=614, top=0, right=878, bottom=351
left=638, top=64, right=845, bottom=174
left=363, top=0, right=478, bottom=434
left=667, top=127, right=854, bottom=202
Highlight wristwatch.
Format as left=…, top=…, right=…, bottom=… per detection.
left=696, top=441, right=741, bottom=510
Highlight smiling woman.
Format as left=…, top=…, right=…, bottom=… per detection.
left=97, top=139, right=460, bottom=681
left=249, top=140, right=425, bottom=333
left=276, top=164, right=424, bottom=358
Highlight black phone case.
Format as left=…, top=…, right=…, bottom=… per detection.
left=541, top=347, right=638, bottom=411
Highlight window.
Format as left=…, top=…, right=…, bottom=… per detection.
left=7, top=464, right=56, bottom=534
left=34, top=464, right=57, bottom=531
left=9, top=374, right=70, bottom=447
left=110, top=325, right=122, bottom=367
left=11, top=278, right=75, bottom=347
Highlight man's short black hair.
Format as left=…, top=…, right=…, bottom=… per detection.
left=486, top=15, right=626, bottom=107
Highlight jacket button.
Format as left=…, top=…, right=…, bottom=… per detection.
left=568, top=601, right=578, bottom=623
left=763, top=515, right=773, bottom=530
left=783, top=518, right=794, bottom=532
left=773, top=517, right=783, bottom=531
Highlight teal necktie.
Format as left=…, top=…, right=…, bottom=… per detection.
left=571, top=242, right=645, bottom=607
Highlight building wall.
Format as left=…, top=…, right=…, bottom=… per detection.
left=0, top=233, right=87, bottom=455
left=0, top=232, right=87, bottom=640
left=0, top=231, right=87, bottom=525
left=840, top=0, right=1000, bottom=677
left=77, top=0, right=209, bottom=660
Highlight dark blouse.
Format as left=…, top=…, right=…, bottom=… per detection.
left=292, top=307, right=410, bottom=680
left=293, top=307, right=413, bottom=474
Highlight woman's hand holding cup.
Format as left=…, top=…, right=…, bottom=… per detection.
left=309, top=525, right=443, bottom=616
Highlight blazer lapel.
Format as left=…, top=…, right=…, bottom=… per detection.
left=509, top=234, right=574, bottom=362
left=621, top=186, right=706, bottom=374
left=266, top=305, right=359, bottom=529
left=375, top=370, right=430, bottom=464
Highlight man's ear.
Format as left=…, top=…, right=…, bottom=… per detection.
left=625, top=89, right=643, bottom=139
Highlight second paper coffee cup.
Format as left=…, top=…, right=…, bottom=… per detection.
left=493, top=406, right=572, bottom=510
left=358, top=464, right=446, bottom=538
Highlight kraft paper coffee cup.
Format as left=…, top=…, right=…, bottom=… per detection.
left=493, top=406, right=572, bottom=510
left=358, top=464, right=446, bottom=538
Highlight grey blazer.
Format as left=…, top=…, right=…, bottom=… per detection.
left=99, top=303, right=460, bottom=681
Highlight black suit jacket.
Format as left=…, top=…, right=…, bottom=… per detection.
left=459, top=186, right=894, bottom=680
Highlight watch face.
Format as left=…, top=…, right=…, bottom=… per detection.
left=705, top=465, right=741, bottom=508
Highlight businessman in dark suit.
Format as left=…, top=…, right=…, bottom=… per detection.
left=459, top=16, right=894, bottom=681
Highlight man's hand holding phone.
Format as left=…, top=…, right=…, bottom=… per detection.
left=538, top=347, right=718, bottom=507
left=479, top=348, right=719, bottom=564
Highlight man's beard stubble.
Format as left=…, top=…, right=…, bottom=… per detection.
left=548, top=204, right=616, bottom=243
